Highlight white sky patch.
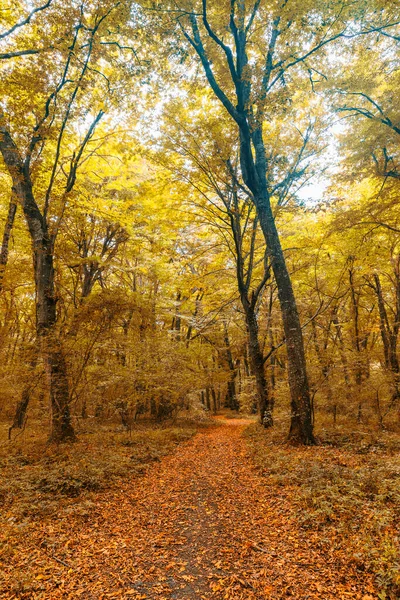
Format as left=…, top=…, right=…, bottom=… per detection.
left=297, top=117, right=346, bottom=204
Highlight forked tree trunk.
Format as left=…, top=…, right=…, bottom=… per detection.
left=0, top=124, right=75, bottom=442
left=250, top=184, right=314, bottom=444
left=239, top=125, right=314, bottom=443
left=184, top=13, right=315, bottom=444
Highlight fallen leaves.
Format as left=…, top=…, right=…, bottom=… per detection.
left=1, top=418, right=382, bottom=598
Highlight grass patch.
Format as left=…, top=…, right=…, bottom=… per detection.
left=244, top=422, right=400, bottom=599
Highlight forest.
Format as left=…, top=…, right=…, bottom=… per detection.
left=1, top=1, right=400, bottom=599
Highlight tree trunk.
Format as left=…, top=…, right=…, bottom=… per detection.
left=373, top=273, right=400, bottom=404
left=34, top=227, right=75, bottom=441
left=311, top=318, right=336, bottom=422
left=210, top=387, right=217, bottom=414
left=332, top=309, right=351, bottom=395
left=8, top=387, right=30, bottom=439
left=349, top=265, right=370, bottom=422
left=171, top=291, right=182, bottom=340
left=0, top=121, right=75, bottom=442
left=245, top=306, right=272, bottom=427
left=225, top=380, right=238, bottom=410
left=256, top=198, right=314, bottom=443
left=184, top=15, right=314, bottom=444
left=205, top=387, right=211, bottom=411
left=0, top=194, right=17, bottom=292
left=268, top=328, right=277, bottom=416
left=223, top=323, right=239, bottom=411
left=46, top=340, right=75, bottom=442
left=239, top=124, right=314, bottom=444
left=9, top=346, right=39, bottom=438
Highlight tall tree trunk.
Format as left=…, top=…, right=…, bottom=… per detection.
left=205, top=387, right=211, bottom=410
left=9, top=345, right=39, bottom=438
left=210, top=387, right=217, bottom=414
left=8, top=387, right=30, bottom=439
left=255, top=196, right=313, bottom=443
left=268, top=328, right=277, bottom=416
left=0, top=124, right=75, bottom=442
left=171, top=291, right=182, bottom=341
left=239, top=125, right=314, bottom=444
left=332, top=308, right=351, bottom=395
left=245, top=306, right=272, bottom=427
left=225, top=379, right=237, bottom=410
left=0, top=193, right=17, bottom=293
left=311, top=318, right=335, bottom=422
left=35, top=235, right=75, bottom=442
left=373, top=273, right=400, bottom=404
left=45, top=339, right=75, bottom=441
left=349, top=265, right=368, bottom=422
left=0, top=193, right=37, bottom=435
left=185, top=13, right=314, bottom=444
left=223, top=323, right=239, bottom=411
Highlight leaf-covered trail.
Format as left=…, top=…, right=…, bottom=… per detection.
left=4, top=419, right=376, bottom=599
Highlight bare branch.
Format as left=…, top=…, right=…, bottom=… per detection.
left=0, top=48, right=40, bottom=59
left=178, top=15, right=241, bottom=124
left=336, top=91, right=400, bottom=136
left=201, top=0, right=239, bottom=87
left=0, top=0, right=53, bottom=40
left=270, top=20, right=400, bottom=92
left=245, top=0, right=261, bottom=35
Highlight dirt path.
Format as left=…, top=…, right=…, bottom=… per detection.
left=3, top=419, right=376, bottom=599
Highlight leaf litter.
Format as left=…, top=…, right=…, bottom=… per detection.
left=1, top=418, right=378, bottom=599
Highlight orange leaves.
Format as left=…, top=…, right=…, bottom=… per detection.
left=2, top=420, right=381, bottom=599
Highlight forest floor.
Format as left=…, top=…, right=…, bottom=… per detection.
left=2, top=416, right=396, bottom=599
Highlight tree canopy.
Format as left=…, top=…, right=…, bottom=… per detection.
left=1, top=0, right=400, bottom=442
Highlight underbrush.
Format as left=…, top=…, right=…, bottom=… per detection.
left=244, top=422, right=400, bottom=599
left=0, top=418, right=205, bottom=543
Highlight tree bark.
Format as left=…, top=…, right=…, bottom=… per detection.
left=0, top=193, right=17, bottom=293
left=210, top=387, right=217, bottom=414
left=372, top=273, right=400, bottom=405
left=245, top=306, right=272, bottom=427
left=184, top=12, right=314, bottom=443
left=0, top=119, right=75, bottom=442
left=9, top=345, right=39, bottom=438
left=35, top=228, right=75, bottom=442
left=332, top=307, right=351, bottom=394
left=8, top=387, right=30, bottom=439
left=250, top=183, right=314, bottom=443
left=245, top=121, right=313, bottom=442
left=223, top=323, right=239, bottom=411
left=311, top=318, right=335, bottom=422
left=349, top=265, right=371, bottom=422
